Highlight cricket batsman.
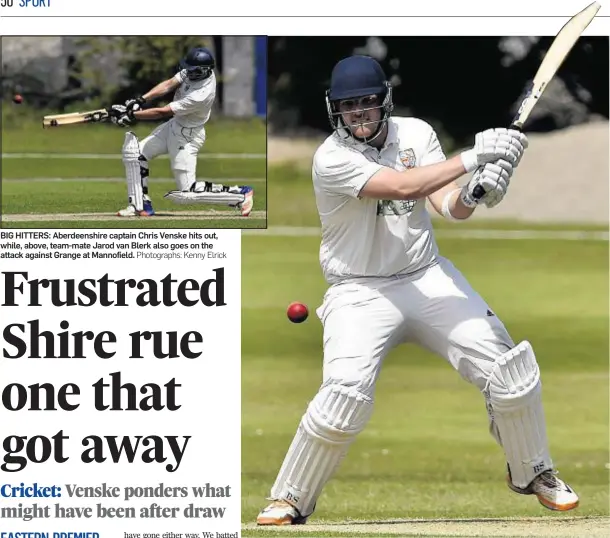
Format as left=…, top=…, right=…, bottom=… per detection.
left=108, top=46, right=254, bottom=217
left=256, top=55, right=579, bottom=526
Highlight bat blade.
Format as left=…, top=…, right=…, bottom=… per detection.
left=42, top=109, right=109, bottom=128
left=511, top=1, right=601, bottom=130
left=472, top=2, right=601, bottom=201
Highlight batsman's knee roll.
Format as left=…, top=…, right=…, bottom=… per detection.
left=122, top=131, right=140, bottom=160
left=304, top=383, right=374, bottom=443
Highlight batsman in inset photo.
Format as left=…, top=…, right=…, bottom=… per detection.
left=243, top=5, right=608, bottom=535
left=109, top=47, right=254, bottom=218
left=1, top=36, right=267, bottom=229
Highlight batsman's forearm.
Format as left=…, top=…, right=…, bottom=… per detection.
left=448, top=188, right=476, bottom=219
left=133, top=108, right=173, bottom=121
left=396, top=155, right=468, bottom=199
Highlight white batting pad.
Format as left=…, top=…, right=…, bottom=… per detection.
left=269, top=384, right=373, bottom=517
left=485, top=340, right=553, bottom=488
left=164, top=190, right=244, bottom=206
left=122, top=131, right=144, bottom=211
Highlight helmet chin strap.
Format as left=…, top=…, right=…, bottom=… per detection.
left=340, top=118, right=387, bottom=146
left=354, top=121, right=387, bottom=145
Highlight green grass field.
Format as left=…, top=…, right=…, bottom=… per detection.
left=241, top=166, right=609, bottom=537
left=1, top=112, right=266, bottom=229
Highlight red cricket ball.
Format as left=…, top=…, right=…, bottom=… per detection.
left=287, top=302, right=309, bottom=323
left=13, top=94, right=23, bottom=104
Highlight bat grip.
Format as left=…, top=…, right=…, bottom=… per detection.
left=472, top=184, right=486, bottom=200
left=472, top=123, right=523, bottom=200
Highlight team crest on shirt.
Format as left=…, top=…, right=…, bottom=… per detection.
left=377, top=199, right=417, bottom=216
left=399, top=148, right=417, bottom=169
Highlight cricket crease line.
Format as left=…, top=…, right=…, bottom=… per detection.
left=1, top=152, right=265, bottom=160
left=2, top=177, right=267, bottom=183
left=242, top=226, right=609, bottom=241
left=241, top=514, right=608, bottom=527
left=1, top=210, right=267, bottom=222
left=240, top=514, right=610, bottom=534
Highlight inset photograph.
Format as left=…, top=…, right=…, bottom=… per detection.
left=1, top=36, right=267, bottom=228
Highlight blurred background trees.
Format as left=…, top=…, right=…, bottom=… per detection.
left=2, top=35, right=606, bottom=149
left=74, top=36, right=211, bottom=106
left=267, top=36, right=608, bottom=151
left=1, top=36, right=266, bottom=125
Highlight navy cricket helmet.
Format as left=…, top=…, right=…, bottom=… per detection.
left=180, top=47, right=215, bottom=81
left=326, top=55, right=394, bottom=144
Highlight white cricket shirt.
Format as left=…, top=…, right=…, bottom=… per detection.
left=169, top=69, right=217, bottom=128
left=312, top=116, right=446, bottom=284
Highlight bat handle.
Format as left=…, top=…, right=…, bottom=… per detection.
left=472, top=122, right=523, bottom=200
left=472, top=184, right=487, bottom=200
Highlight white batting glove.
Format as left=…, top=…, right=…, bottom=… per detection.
left=109, top=104, right=127, bottom=118
left=460, top=159, right=513, bottom=208
left=115, top=114, right=133, bottom=127
left=460, top=128, right=527, bottom=173
left=109, top=104, right=135, bottom=127
left=509, top=130, right=529, bottom=167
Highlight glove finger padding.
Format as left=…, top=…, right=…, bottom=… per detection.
left=490, top=134, right=526, bottom=166
left=508, top=137, right=524, bottom=155
left=508, top=139, right=525, bottom=166
left=507, top=132, right=528, bottom=167
left=479, top=134, right=519, bottom=152
left=482, top=139, right=513, bottom=152
left=480, top=188, right=504, bottom=209
left=478, top=162, right=510, bottom=208
left=484, top=193, right=503, bottom=208
left=463, top=138, right=513, bottom=172
left=125, top=97, right=145, bottom=114
left=494, top=159, right=514, bottom=174
left=486, top=139, right=521, bottom=166
left=504, top=144, right=522, bottom=166
left=462, top=160, right=509, bottom=208
left=481, top=130, right=519, bottom=143
left=111, top=113, right=132, bottom=128
left=507, top=130, right=529, bottom=149
left=483, top=162, right=511, bottom=182
left=110, top=104, right=127, bottom=118
left=462, top=128, right=527, bottom=173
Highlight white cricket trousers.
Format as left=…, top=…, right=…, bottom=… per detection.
left=139, top=119, right=206, bottom=191
left=268, top=256, right=548, bottom=517
left=316, top=256, right=515, bottom=397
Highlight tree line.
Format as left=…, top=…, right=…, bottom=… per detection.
left=267, top=36, right=608, bottom=149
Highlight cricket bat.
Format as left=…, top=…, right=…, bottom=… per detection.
left=42, top=108, right=109, bottom=128
left=473, top=1, right=601, bottom=200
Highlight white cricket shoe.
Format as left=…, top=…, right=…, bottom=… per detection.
left=116, top=204, right=151, bottom=217
left=256, top=500, right=307, bottom=526
left=508, top=470, right=579, bottom=511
